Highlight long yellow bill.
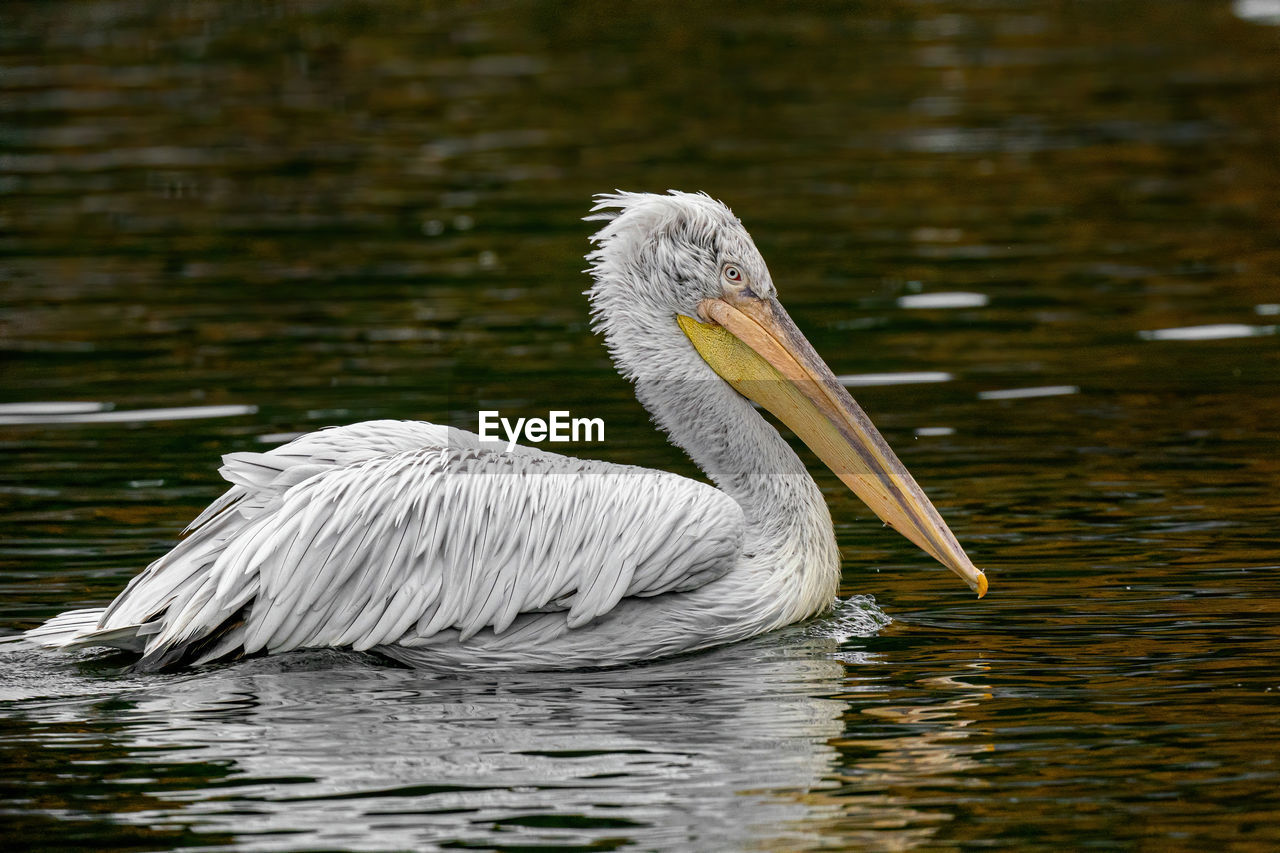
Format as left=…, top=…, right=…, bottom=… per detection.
left=678, top=293, right=987, bottom=597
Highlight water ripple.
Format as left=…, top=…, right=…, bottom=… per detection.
left=896, top=292, right=990, bottom=309
left=1139, top=323, right=1277, bottom=341
left=0, top=404, right=258, bottom=425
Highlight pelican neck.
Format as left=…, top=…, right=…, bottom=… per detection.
left=634, top=376, right=830, bottom=538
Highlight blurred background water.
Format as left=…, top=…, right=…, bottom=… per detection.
left=1, top=1, right=1278, bottom=850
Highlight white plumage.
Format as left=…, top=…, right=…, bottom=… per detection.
left=23, top=191, right=983, bottom=670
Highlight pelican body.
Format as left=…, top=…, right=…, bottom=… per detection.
left=25, top=192, right=986, bottom=671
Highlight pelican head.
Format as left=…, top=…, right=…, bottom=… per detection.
left=587, top=190, right=986, bottom=597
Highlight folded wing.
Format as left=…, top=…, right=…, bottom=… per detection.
left=64, top=421, right=743, bottom=668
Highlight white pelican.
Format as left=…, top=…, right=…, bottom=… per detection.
left=24, top=191, right=986, bottom=671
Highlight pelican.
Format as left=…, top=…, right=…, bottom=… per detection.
left=23, top=191, right=986, bottom=671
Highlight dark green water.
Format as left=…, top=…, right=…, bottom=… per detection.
left=2, top=1, right=1279, bottom=850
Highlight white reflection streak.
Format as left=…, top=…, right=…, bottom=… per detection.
left=838, top=372, right=953, bottom=387
left=1138, top=323, right=1277, bottom=342
left=0, top=402, right=111, bottom=415
left=0, top=404, right=257, bottom=425
left=1234, top=0, right=1280, bottom=25
left=897, top=292, right=989, bottom=309
left=978, top=385, right=1078, bottom=400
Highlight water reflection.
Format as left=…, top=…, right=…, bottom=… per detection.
left=0, top=404, right=258, bottom=426
left=1234, top=0, right=1280, bottom=25
left=977, top=385, right=1079, bottom=400
left=896, top=292, right=990, bottom=310
left=0, top=600, right=1006, bottom=851
left=1137, top=323, right=1277, bottom=342
left=838, top=371, right=953, bottom=387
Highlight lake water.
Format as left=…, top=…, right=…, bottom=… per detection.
left=2, top=1, right=1278, bottom=850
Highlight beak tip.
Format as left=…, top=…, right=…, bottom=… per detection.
left=973, top=571, right=988, bottom=599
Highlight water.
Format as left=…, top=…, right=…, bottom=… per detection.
left=2, top=1, right=1278, bottom=849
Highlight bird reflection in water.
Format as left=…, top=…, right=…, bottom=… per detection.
left=4, top=600, right=992, bottom=851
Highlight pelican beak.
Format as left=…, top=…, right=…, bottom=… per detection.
left=677, top=294, right=987, bottom=597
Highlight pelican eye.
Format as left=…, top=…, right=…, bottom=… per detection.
left=722, top=263, right=745, bottom=285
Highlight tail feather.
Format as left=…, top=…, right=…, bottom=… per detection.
left=23, top=607, right=151, bottom=653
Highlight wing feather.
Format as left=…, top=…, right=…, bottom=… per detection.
left=90, top=421, right=744, bottom=666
